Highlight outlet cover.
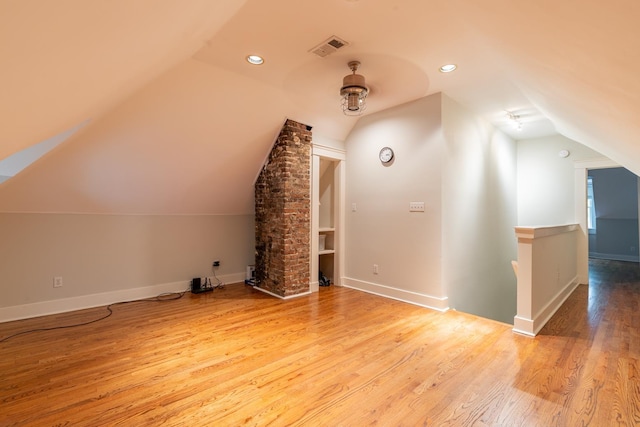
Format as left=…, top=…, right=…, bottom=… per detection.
left=53, top=276, right=63, bottom=288
left=409, top=201, right=425, bottom=212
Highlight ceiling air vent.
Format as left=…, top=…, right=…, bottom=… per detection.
left=309, top=36, right=349, bottom=57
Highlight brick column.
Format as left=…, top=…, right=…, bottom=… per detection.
left=255, top=120, right=311, bottom=297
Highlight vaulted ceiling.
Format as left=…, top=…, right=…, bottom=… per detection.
left=1, top=0, right=638, bottom=214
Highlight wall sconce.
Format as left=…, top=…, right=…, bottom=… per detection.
left=340, top=61, right=368, bottom=115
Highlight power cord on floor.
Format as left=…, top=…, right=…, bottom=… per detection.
left=211, top=269, right=225, bottom=289
left=0, top=290, right=187, bottom=343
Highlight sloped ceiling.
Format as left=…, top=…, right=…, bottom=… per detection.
left=1, top=0, right=639, bottom=214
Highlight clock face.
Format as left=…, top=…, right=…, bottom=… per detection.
left=379, top=147, right=394, bottom=163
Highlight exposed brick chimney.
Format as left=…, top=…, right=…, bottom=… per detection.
left=254, top=119, right=311, bottom=297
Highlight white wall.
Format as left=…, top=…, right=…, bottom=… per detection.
left=344, top=93, right=519, bottom=323
left=319, top=159, right=336, bottom=229
left=441, top=95, right=518, bottom=324
left=0, top=213, right=254, bottom=320
left=517, top=135, right=601, bottom=226
left=344, top=94, right=446, bottom=309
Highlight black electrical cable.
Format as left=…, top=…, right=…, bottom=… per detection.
left=211, top=270, right=224, bottom=289
left=0, top=290, right=187, bottom=343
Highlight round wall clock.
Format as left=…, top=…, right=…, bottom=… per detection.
left=379, top=147, right=394, bottom=163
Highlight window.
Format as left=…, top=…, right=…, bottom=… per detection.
left=0, top=119, right=90, bottom=184
left=587, top=177, right=596, bottom=232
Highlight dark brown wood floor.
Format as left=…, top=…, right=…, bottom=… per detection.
left=1, top=259, right=639, bottom=426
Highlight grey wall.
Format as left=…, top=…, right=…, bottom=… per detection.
left=441, top=95, right=518, bottom=324
left=0, top=213, right=255, bottom=309
left=589, top=167, right=639, bottom=261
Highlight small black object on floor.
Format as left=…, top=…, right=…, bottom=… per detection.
left=191, top=277, right=213, bottom=294
left=319, top=271, right=331, bottom=287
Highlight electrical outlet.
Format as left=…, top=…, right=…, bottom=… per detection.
left=213, top=260, right=220, bottom=267
left=409, top=201, right=425, bottom=212
left=373, top=264, right=379, bottom=274
left=53, top=276, right=63, bottom=288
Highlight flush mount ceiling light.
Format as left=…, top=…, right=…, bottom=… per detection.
left=340, top=61, right=368, bottom=115
left=439, top=64, right=457, bottom=73
left=246, top=55, right=264, bottom=65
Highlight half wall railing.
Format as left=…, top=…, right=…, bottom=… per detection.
left=512, top=224, right=581, bottom=336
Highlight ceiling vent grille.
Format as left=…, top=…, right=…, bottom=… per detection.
left=309, top=36, right=349, bottom=57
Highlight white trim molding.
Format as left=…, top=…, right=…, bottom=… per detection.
left=312, top=144, right=346, bottom=160
left=589, top=252, right=640, bottom=263
left=513, top=277, right=580, bottom=337
left=574, top=157, right=620, bottom=284
left=342, top=277, right=449, bottom=312
left=573, top=157, right=619, bottom=170
left=309, top=281, right=320, bottom=293
left=513, top=224, right=580, bottom=336
left=0, top=272, right=245, bottom=323
left=253, top=286, right=312, bottom=300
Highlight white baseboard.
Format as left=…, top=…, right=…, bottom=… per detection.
left=342, top=277, right=449, bottom=312
left=309, top=281, right=319, bottom=293
left=0, top=272, right=245, bottom=323
left=512, top=276, right=580, bottom=337
left=589, top=252, right=639, bottom=262
left=204, top=273, right=245, bottom=287
left=512, top=316, right=536, bottom=337
left=253, top=286, right=312, bottom=300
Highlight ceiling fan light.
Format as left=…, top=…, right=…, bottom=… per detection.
left=347, top=93, right=360, bottom=111
left=340, top=61, right=368, bottom=115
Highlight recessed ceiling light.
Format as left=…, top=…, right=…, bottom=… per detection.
left=246, top=55, right=264, bottom=65
left=439, top=64, right=457, bottom=73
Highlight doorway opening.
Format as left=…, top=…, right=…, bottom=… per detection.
left=587, top=167, right=639, bottom=263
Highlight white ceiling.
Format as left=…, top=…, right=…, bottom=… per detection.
left=1, top=0, right=639, bottom=214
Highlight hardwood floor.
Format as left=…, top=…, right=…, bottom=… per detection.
left=1, top=259, right=639, bottom=426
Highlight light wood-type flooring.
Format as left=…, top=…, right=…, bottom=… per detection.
left=1, top=259, right=639, bottom=426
